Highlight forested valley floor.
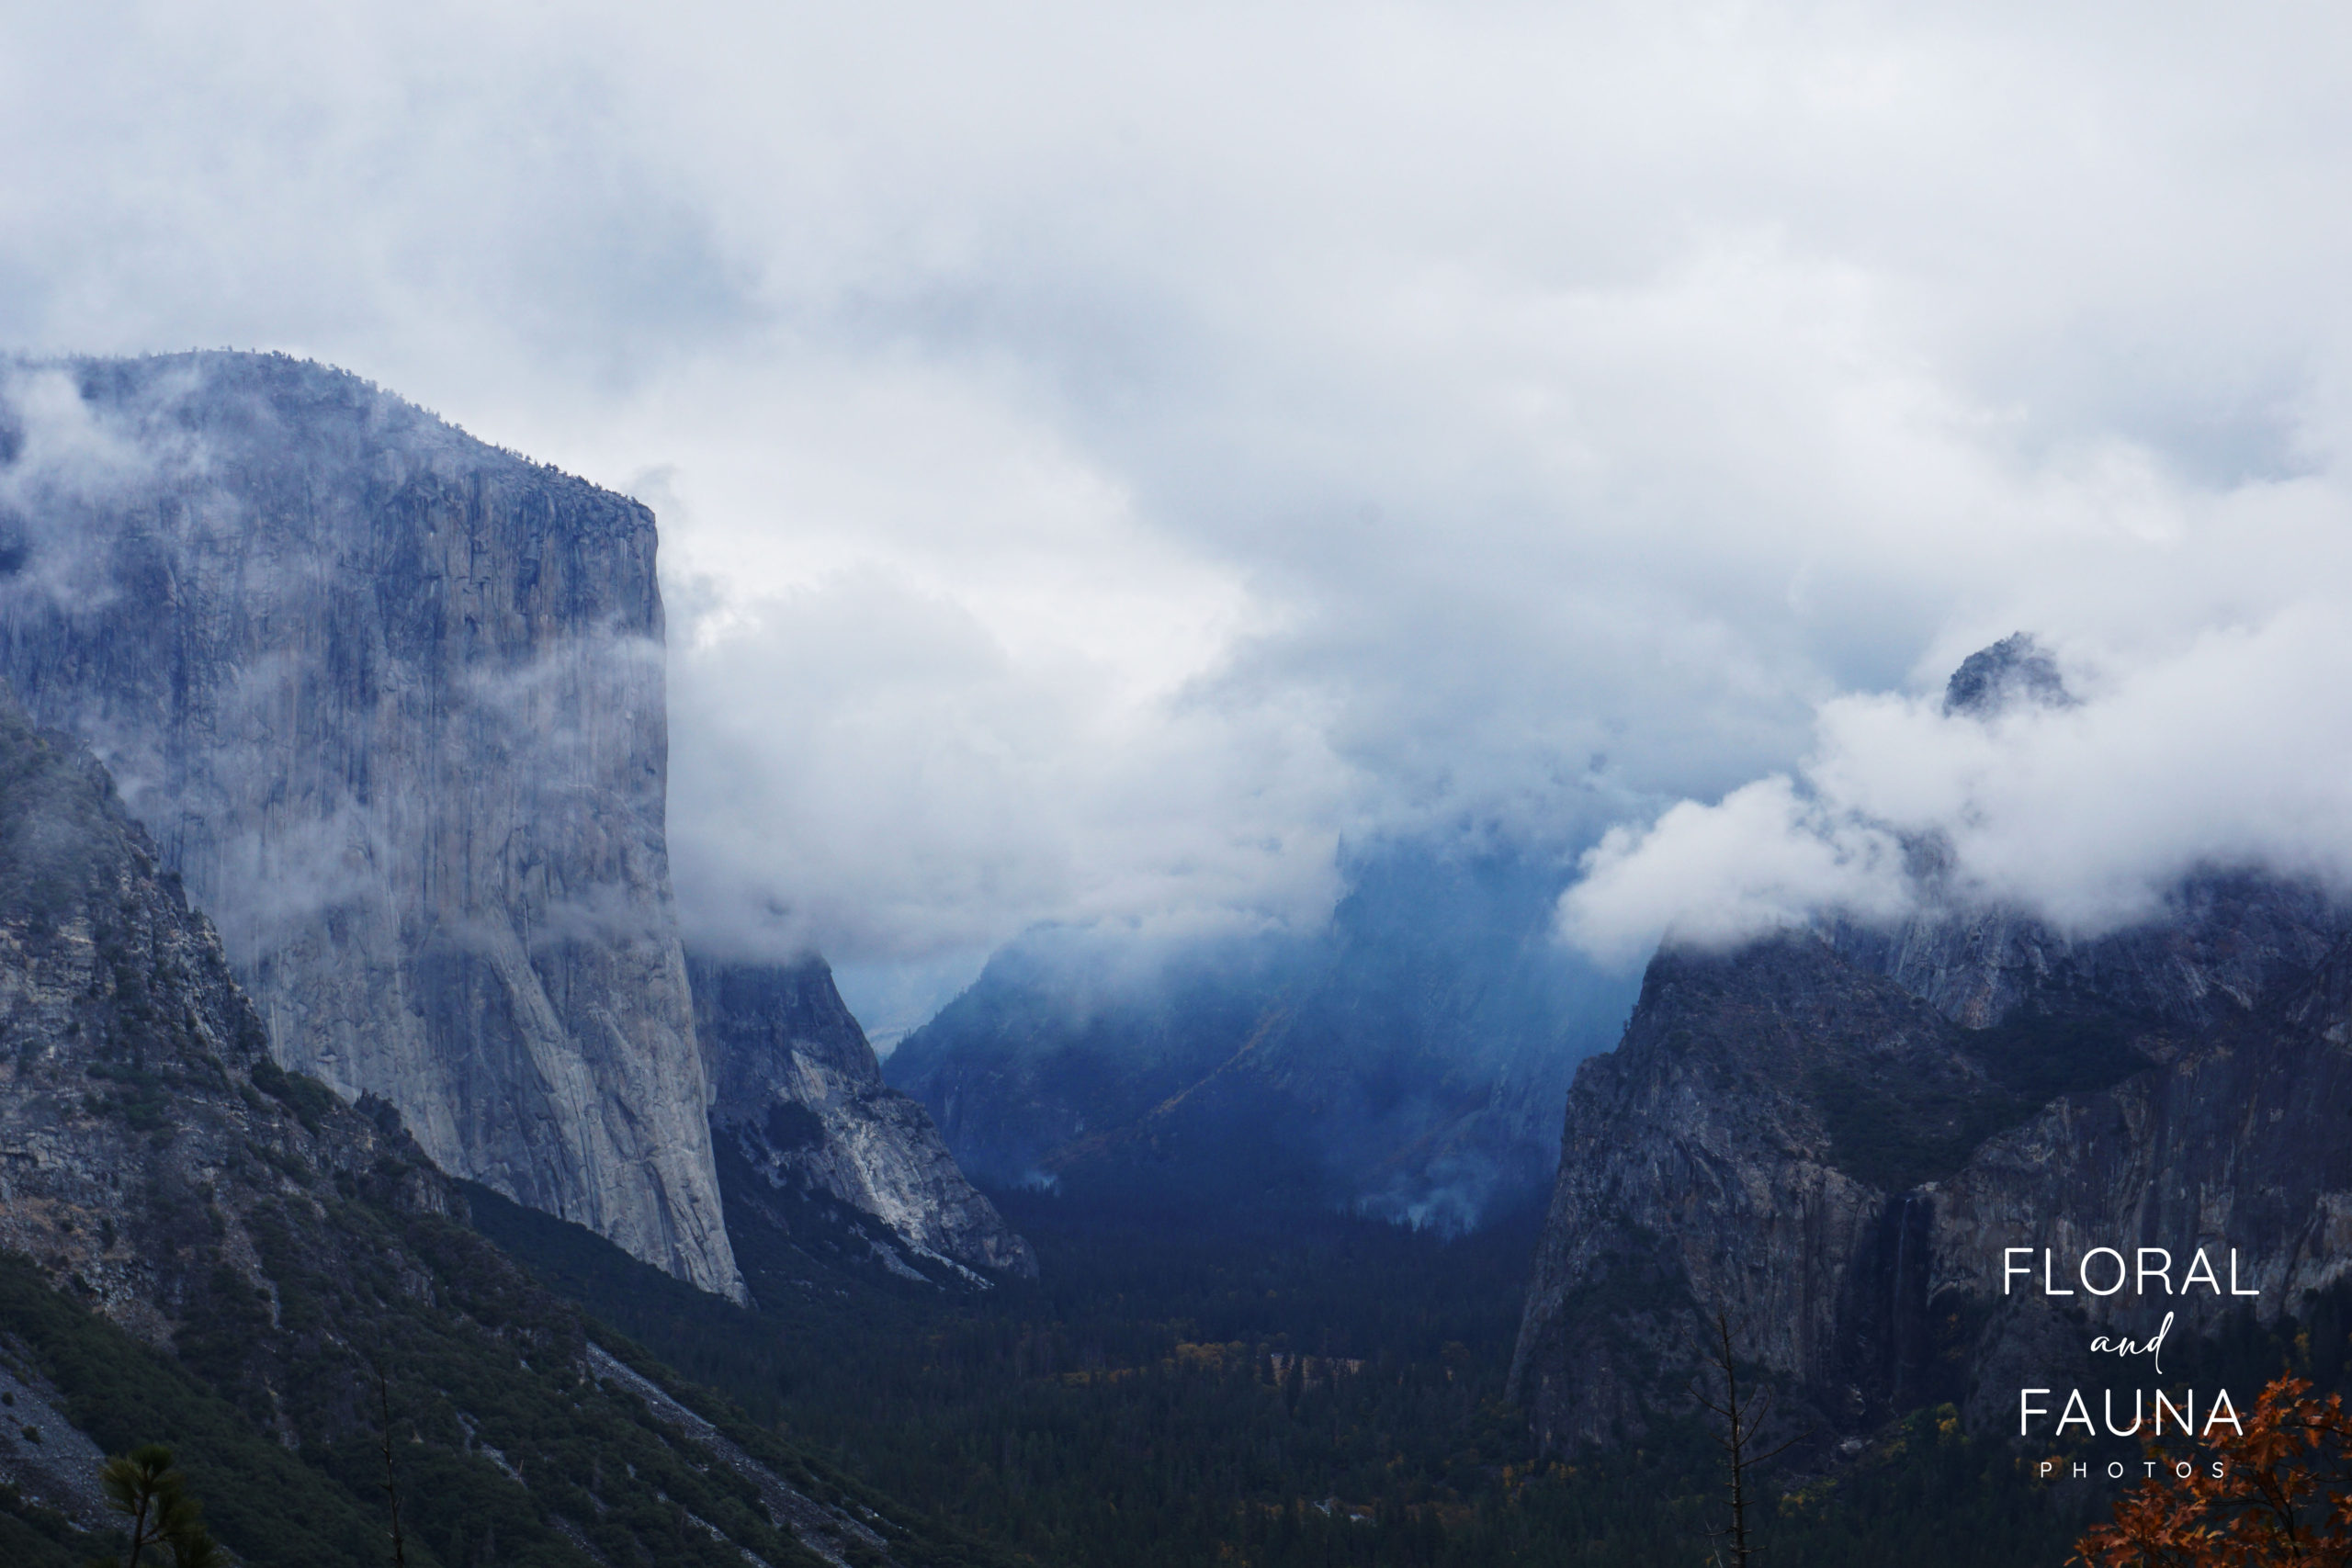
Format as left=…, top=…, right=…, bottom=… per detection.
left=474, top=1181, right=2088, bottom=1568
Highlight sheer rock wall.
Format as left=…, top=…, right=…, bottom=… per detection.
left=0, top=353, right=741, bottom=1297
left=1509, top=879, right=2352, bottom=1449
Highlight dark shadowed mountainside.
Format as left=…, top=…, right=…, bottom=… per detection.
left=887, top=846, right=1639, bottom=1231
left=1510, top=639, right=2352, bottom=1458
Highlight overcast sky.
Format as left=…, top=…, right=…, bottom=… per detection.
left=7, top=2, right=2351, bottom=1016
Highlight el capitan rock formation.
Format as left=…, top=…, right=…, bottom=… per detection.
left=0, top=681, right=1006, bottom=1567
left=0, top=353, right=739, bottom=1295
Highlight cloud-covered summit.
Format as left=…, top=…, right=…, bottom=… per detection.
left=1939, top=633, right=2075, bottom=719
left=1561, top=615, right=2352, bottom=964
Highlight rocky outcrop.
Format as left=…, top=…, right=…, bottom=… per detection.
left=691, top=953, right=1035, bottom=1278
left=1850, top=877, right=2352, bottom=1432
left=1830, top=875, right=2344, bottom=1032
left=0, top=678, right=454, bottom=1359
left=1510, top=637, right=2352, bottom=1450
left=1509, top=874, right=2352, bottom=1450
left=1939, top=631, right=2074, bottom=718
left=0, top=688, right=1009, bottom=1567
left=0, top=353, right=739, bottom=1297
left=1507, top=935, right=1994, bottom=1446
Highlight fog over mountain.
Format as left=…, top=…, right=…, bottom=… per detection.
left=4, top=4, right=2351, bottom=989
left=886, top=840, right=1640, bottom=1230
left=1562, top=615, right=2352, bottom=962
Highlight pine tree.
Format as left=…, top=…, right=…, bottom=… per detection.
left=1692, top=1313, right=1804, bottom=1568
left=377, top=1364, right=410, bottom=1568
left=90, top=1444, right=222, bottom=1568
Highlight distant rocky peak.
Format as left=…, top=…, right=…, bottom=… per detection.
left=1940, top=632, right=2075, bottom=717
left=688, top=952, right=1037, bottom=1280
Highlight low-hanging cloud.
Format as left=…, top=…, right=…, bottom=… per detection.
left=1560, top=610, right=2352, bottom=964
left=664, top=567, right=1353, bottom=966
left=8, top=4, right=2352, bottom=976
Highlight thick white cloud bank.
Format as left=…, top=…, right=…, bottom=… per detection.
left=1563, top=610, right=2352, bottom=964
left=7, top=2, right=2352, bottom=973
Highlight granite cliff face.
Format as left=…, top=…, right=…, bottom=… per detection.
left=0, top=353, right=739, bottom=1297
left=690, top=953, right=1035, bottom=1279
left=1509, top=935, right=1983, bottom=1447
left=1509, top=653, right=2352, bottom=1452
left=0, top=677, right=453, bottom=1349
left=0, top=687, right=1013, bottom=1568
left=1510, top=885, right=2352, bottom=1449
left=1841, top=877, right=2352, bottom=1427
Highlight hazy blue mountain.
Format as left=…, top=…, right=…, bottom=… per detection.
left=886, top=842, right=1639, bottom=1229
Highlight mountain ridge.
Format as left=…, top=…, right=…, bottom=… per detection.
left=1512, top=820, right=2352, bottom=1451
left=888, top=846, right=1637, bottom=1229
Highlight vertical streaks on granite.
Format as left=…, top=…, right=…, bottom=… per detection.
left=0, top=353, right=741, bottom=1298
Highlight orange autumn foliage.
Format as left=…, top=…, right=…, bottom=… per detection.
left=2073, top=1375, right=2352, bottom=1567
